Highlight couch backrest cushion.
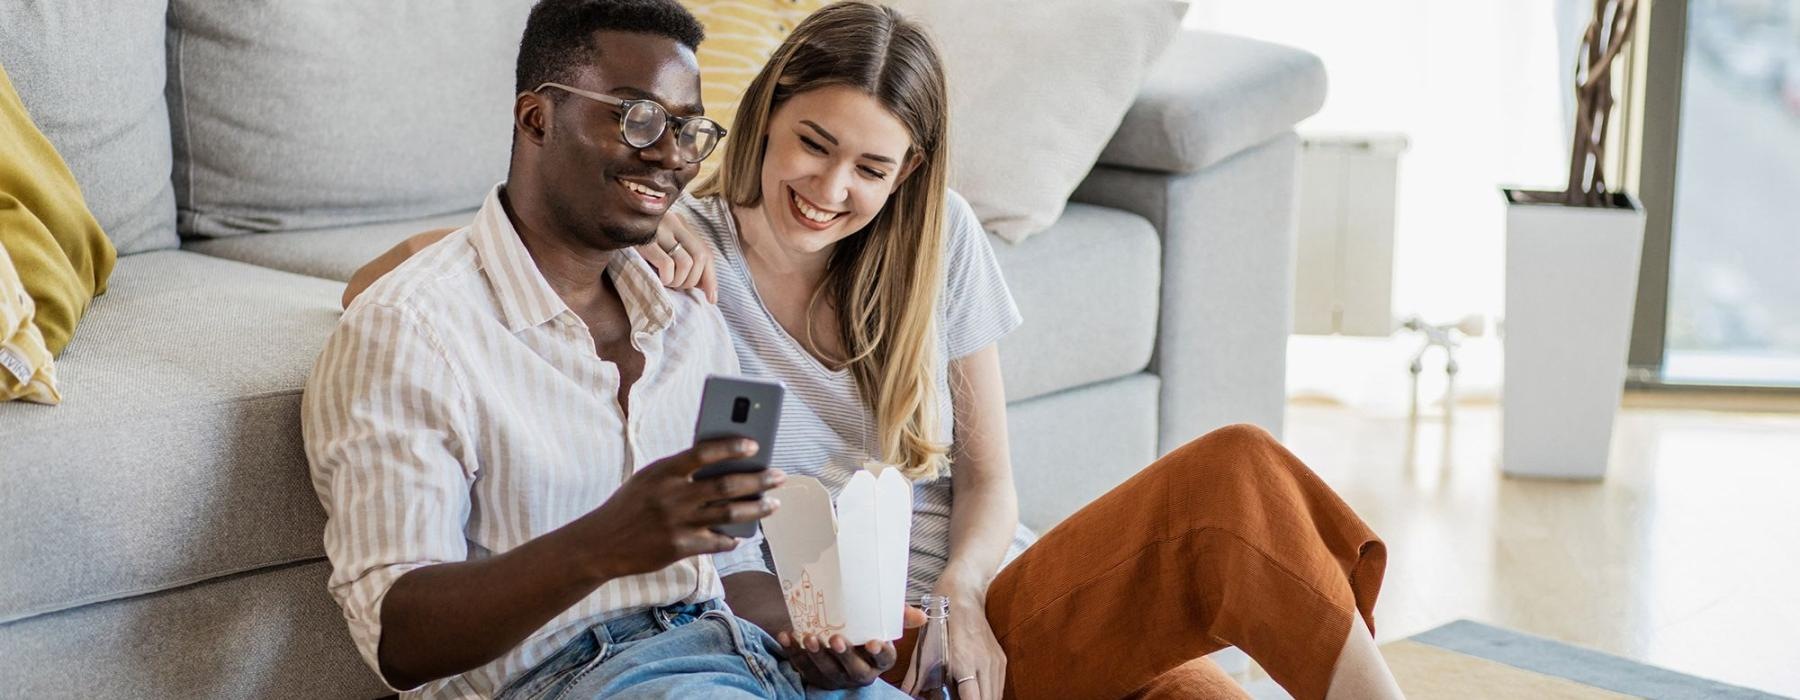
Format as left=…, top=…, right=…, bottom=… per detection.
left=0, top=2, right=179, bottom=256
left=167, top=0, right=534, bottom=238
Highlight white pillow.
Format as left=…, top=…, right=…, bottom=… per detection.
left=886, top=0, right=1188, bottom=243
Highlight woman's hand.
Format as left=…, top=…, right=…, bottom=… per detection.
left=635, top=212, right=718, bottom=303
left=942, top=584, right=1007, bottom=700
left=343, top=228, right=455, bottom=309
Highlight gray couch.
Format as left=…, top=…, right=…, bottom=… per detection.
left=0, top=4, right=1323, bottom=697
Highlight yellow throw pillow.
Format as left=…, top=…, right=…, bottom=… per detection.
left=0, top=243, right=60, bottom=404
left=0, top=60, right=116, bottom=358
left=686, top=0, right=828, bottom=180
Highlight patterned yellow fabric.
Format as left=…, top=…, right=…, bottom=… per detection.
left=0, top=60, right=115, bottom=360
left=685, top=0, right=828, bottom=180
left=0, top=243, right=60, bottom=404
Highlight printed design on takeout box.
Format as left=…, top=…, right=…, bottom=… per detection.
left=762, top=464, right=914, bottom=644
left=782, top=570, right=844, bottom=635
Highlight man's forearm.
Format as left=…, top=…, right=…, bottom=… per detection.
left=376, top=520, right=614, bottom=689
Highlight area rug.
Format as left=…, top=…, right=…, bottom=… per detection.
left=1382, top=619, right=1789, bottom=699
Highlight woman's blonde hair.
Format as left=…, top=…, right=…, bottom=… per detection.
left=696, top=1, right=952, bottom=481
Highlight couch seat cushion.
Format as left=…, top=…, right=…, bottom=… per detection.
left=0, top=251, right=341, bottom=624
left=992, top=203, right=1160, bottom=402
left=183, top=209, right=475, bottom=282
left=185, top=199, right=1160, bottom=402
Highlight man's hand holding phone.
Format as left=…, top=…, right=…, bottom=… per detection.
left=573, top=438, right=784, bottom=581
left=692, top=376, right=784, bottom=538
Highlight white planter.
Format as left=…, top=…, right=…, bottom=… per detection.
left=1500, top=190, right=1644, bottom=480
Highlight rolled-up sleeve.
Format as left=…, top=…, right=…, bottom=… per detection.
left=301, top=300, right=474, bottom=688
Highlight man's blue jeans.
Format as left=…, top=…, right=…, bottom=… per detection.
left=495, top=599, right=908, bottom=699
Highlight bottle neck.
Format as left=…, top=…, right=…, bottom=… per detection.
left=920, top=593, right=950, bottom=621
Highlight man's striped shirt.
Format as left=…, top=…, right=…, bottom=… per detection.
left=302, top=184, right=751, bottom=699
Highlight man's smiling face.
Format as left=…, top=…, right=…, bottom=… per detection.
left=536, top=30, right=703, bottom=250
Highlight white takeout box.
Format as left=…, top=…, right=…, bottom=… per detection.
left=760, top=466, right=913, bottom=644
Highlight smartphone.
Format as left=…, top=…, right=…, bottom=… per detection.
left=692, top=375, right=784, bottom=538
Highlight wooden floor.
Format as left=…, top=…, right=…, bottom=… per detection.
left=1275, top=396, right=1800, bottom=697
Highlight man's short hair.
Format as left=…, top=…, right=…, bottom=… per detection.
left=515, top=0, right=706, bottom=96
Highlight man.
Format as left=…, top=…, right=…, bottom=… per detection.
left=302, top=1, right=907, bottom=697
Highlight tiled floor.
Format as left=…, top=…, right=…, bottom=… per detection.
left=1272, top=396, right=1800, bottom=697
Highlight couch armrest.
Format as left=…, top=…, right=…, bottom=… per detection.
left=1073, top=134, right=1301, bottom=448
left=1097, top=31, right=1326, bottom=175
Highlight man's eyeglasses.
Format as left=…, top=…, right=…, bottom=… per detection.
left=535, top=82, right=726, bottom=164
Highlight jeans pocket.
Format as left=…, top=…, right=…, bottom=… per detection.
left=548, top=634, right=632, bottom=700
left=498, top=635, right=607, bottom=700
left=701, top=609, right=777, bottom=695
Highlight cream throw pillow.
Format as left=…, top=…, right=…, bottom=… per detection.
left=886, top=0, right=1188, bottom=242
left=1, top=244, right=60, bottom=405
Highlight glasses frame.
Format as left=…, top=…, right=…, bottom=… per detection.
left=535, top=82, right=726, bottom=163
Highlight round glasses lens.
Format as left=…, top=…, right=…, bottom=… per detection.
left=621, top=101, right=664, bottom=147
left=679, top=121, right=722, bottom=162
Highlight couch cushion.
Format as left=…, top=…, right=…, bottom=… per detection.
left=0, top=559, right=385, bottom=699
left=0, top=251, right=341, bottom=624
left=187, top=198, right=1160, bottom=402
left=0, top=1, right=179, bottom=255
left=166, top=0, right=532, bottom=238
left=1097, top=30, right=1327, bottom=174
left=189, top=198, right=1160, bottom=402
left=183, top=209, right=476, bottom=282
left=1007, top=374, right=1159, bottom=532
left=992, top=203, right=1160, bottom=403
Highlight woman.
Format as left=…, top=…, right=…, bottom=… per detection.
left=347, top=4, right=1398, bottom=699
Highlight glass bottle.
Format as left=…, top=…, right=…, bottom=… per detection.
left=901, top=594, right=956, bottom=700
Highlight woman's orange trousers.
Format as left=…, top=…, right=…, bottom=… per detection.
left=882, top=424, right=1387, bottom=700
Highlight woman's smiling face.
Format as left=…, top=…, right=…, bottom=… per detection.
left=754, top=85, right=917, bottom=253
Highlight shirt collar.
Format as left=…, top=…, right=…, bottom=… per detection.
left=471, top=184, right=678, bottom=336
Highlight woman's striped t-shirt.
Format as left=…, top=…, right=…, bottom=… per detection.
left=685, top=189, right=1036, bottom=600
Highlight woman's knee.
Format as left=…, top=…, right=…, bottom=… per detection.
left=1164, top=423, right=1282, bottom=468
left=1198, top=423, right=1280, bottom=449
